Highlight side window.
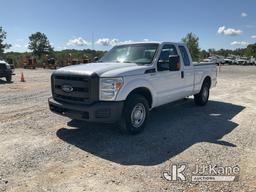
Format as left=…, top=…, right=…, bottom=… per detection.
left=159, top=45, right=178, bottom=63
left=179, top=46, right=190, bottom=66
left=158, top=44, right=178, bottom=71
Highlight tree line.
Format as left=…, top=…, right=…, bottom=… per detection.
left=182, top=32, right=256, bottom=61
left=0, top=26, right=256, bottom=67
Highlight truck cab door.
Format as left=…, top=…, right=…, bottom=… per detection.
left=151, top=44, right=186, bottom=107
left=178, top=45, right=194, bottom=96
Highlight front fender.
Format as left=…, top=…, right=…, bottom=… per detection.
left=116, top=77, right=156, bottom=107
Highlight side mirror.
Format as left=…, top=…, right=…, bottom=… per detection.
left=169, top=55, right=180, bottom=71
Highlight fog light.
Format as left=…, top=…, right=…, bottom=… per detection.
left=95, top=109, right=111, bottom=118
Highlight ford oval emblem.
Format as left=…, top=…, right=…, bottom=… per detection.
left=61, top=84, right=73, bottom=93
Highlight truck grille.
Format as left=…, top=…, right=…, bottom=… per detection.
left=52, top=74, right=99, bottom=104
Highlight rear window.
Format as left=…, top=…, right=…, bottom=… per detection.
left=179, top=46, right=190, bottom=66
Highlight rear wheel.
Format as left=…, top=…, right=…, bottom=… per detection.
left=194, top=81, right=210, bottom=106
left=119, top=94, right=149, bottom=134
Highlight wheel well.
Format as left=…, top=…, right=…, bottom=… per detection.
left=127, top=87, right=153, bottom=108
left=203, top=76, right=211, bottom=87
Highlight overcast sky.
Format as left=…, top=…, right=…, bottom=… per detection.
left=1, top=0, right=256, bottom=52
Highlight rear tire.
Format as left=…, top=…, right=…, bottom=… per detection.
left=194, top=81, right=210, bottom=106
left=119, top=94, right=149, bottom=135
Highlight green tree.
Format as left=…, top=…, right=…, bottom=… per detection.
left=199, top=49, right=209, bottom=60
left=245, top=44, right=256, bottom=57
left=208, top=48, right=216, bottom=55
left=0, top=27, right=11, bottom=58
left=28, top=32, right=53, bottom=58
left=182, top=33, right=200, bottom=61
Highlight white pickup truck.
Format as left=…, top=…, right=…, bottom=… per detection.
left=49, top=42, right=217, bottom=134
left=203, top=56, right=224, bottom=64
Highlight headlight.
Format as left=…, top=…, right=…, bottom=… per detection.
left=100, top=77, right=123, bottom=101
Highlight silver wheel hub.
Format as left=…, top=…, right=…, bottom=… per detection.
left=131, top=103, right=146, bottom=128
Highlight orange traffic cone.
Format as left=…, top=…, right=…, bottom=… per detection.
left=20, top=72, right=25, bottom=82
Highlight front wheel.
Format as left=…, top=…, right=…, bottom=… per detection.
left=119, top=94, right=149, bottom=134
left=6, top=75, right=12, bottom=82
left=194, top=82, right=210, bottom=106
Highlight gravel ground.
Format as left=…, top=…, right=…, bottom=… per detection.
left=0, top=66, right=255, bottom=192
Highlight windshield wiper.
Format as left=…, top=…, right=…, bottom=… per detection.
left=123, top=61, right=133, bottom=63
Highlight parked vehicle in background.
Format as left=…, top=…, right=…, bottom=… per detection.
left=236, top=57, right=249, bottom=65
left=233, top=57, right=239, bottom=65
left=23, top=56, right=37, bottom=69
left=0, top=60, right=14, bottom=82
left=249, top=57, right=256, bottom=65
left=203, top=57, right=217, bottom=63
left=43, top=57, right=57, bottom=69
left=6, top=58, right=15, bottom=70
left=224, top=56, right=235, bottom=65
left=49, top=42, right=217, bottom=134
left=216, top=55, right=225, bottom=64
left=203, top=55, right=224, bottom=65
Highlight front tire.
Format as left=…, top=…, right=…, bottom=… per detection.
left=119, top=94, right=149, bottom=134
left=6, top=75, right=12, bottom=82
left=194, top=81, right=210, bottom=106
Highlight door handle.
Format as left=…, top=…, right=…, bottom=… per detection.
left=181, top=71, right=184, bottom=78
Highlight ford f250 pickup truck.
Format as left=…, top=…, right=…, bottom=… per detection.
left=49, top=42, right=217, bottom=134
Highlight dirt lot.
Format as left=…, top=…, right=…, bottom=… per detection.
left=0, top=66, right=256, bottom=192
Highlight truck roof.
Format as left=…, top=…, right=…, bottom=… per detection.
left=0, top=60, right=7, bottom=64
left=118, top=41, right=186, bottom=46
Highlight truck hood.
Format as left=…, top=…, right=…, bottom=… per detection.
left=54, top=62, right=150, bottom=77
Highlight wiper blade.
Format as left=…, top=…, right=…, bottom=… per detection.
left=123, top=61, right=133, bottom=63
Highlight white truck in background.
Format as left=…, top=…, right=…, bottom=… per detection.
left=249, top=56, right=256, bottom=65
left=203, top=56, right=224, bottom=65
left=237, top=57, right=251, bottom=65
left=49, top=42, right=217, bottom=134
left=224, top=56, right=235, bottom=64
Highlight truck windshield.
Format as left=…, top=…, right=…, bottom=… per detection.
left=99, top=43, right=159, bottom=64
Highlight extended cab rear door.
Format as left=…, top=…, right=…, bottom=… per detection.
left=178, top=45, right=194, bottom=96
